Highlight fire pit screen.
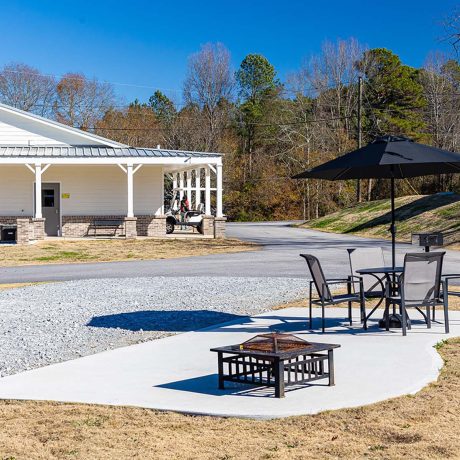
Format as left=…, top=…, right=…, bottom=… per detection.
left=240, top=333, right=311, bottom=353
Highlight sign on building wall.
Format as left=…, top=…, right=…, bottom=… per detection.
left=61, top=193, right=70, bottom=199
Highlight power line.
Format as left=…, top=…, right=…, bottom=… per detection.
left=0, top=68, right=187, bottom=96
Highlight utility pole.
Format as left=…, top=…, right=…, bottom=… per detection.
left=356, top=76, right=363, bottom=202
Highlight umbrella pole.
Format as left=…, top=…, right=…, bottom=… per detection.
left=390, top=177, right=396, bottom=269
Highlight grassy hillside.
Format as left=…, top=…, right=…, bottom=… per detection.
left=301, top=193, right=460, bottom=244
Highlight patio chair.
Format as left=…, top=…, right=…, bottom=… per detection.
left=300, top=254, right=365, bottom=333
left=347, top=247, right=386, bottom=326
left=386, top=252, right=449, bottom=336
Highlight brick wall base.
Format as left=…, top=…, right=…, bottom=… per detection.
left=32, top=218, right=45, bottom=240
left=124, top=217, right=137, bottom=238
left=214, top=217, right=227, bottom=238
left=16, top=218, right=30, bottom=245
left=62, top=216, right=126, bottom=238
left=201, top=216, right=215, bottom=236
left=0, top=216, right=43, bottom=244
left=137, top=215, right=166, bottom=237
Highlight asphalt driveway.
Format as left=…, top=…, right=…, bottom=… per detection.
left=0, top=221, right=459, bottom=283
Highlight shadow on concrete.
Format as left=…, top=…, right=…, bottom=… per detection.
left=156, top=373, right=330, bottom=398
left=87, top=310, right=242, bottom=332
left=348, top=194, right=460, bottom=234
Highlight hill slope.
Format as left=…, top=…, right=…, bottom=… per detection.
left=300, top=193, right=460, bottom=244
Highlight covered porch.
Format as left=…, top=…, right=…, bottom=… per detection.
left=0, top=147, right=224, bottom=243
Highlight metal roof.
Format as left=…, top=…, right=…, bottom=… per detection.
left=0, top=146, right=222, bottom=158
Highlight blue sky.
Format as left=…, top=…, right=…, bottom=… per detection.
left=0, top=0, right=458, bottom=105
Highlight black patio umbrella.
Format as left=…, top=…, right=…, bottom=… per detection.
left=293, top=135, right=460, bottom=267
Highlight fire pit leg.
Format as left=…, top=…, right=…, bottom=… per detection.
left=217, top=352, right=225, bottom=390
left=274, top=358, right=285, bottom=398
left=328, top=350, right=335, bottom=386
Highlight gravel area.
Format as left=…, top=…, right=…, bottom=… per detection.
left=0, top=276, right=308, bottom=377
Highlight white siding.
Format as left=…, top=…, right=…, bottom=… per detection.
left=0, top=165, right=34, bottom=215
left=0, top=165, right=163, bottom=216
left=0, top=108, right=125, bottom=147
left=0, top=120, right=68, bottom=146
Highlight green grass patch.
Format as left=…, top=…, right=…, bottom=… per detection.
left=33, top=251, right=94, bottom=262
left=301, top=193, right=460, bottom=244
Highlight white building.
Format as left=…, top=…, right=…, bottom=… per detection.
left=0, top=103, right=224, bottom=243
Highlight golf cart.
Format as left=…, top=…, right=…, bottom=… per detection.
left=166, top=195, right=205, bottom=234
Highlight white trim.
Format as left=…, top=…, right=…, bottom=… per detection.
left=0, top=156, right=222, bottom=166
left=205, top=166, right=211, bottom=215
left=157, top=167, right=165, bottom=216
left=195, top=168, right=201, bottom=207
left=127, top=164, right=134, bottom=218
left=24, top=163, right=35, bottom=174
left=41, top=164, right=51, bottom=174
left=216, top=164, right=223, bottom=217
left=179, top=172, right=184, bottom=201
left=35, top=164, right=42, bottom=218
left=0, top=103, right=127, bottom=148
left=117, top=164, right=127, bottom=174
left=133, top=164, right=143, bottom=175
left=186, top=170, right=192, bottom=201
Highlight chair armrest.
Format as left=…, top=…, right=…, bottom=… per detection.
left=326, top=277, right=362, bottom=286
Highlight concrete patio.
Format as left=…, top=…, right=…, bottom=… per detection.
left=0, top=307, right=458, bottom=419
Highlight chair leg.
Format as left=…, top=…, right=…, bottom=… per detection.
left=432, top=304, right=436, bottom=321
left=309, top=297, right=313, bottom=330
left=426, top=305, right=431, bottom=329
left=348, top=301, right=352, bottom=325
left=321, top=300, right=325, bottom=333
left=385, top=298, right=390, bottom=331
left=401, top=302, right=407, bottom=336
left=444, top=294, right=450, bottom=334
left=361, top=297, right=367, bottom=330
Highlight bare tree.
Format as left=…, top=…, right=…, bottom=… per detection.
left=55, top=73, right=115, bottom=130
left=183, top=43, right=234, bottom=151
left=444, top=8, right=460, bottom=53
left=0, top=63, right=56, bottom=116
left=276, top=38, right=367, bottom=218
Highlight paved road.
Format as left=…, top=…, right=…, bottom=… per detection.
left=0, top=221, right=459, bottom=283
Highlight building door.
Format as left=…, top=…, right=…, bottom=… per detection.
left=41, top=183, right=60, bottom=236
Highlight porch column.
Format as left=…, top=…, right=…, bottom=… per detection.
left=127, top=164, right=134, bottom=218
left=216, top=163, right=223, bottom=217
left=205, top=166, right=211, bottom=215
left=179, top=172, right=184, bottom=201
left=35, top=163, right=42, bottom=218
left=186, top=170, right=192, bottom=203
left=195, top=168, right=201, bottom=207
left=172, top=173, right=177, bottom=200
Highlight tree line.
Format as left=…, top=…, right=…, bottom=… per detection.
left=1, top=14, right=459, bottom=221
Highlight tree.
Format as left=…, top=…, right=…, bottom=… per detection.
left=444, top=7, right=460, bottom=53
left=55, top=73, right=115, bottom=130
left=0, top=63, right=56, bottom=116
left=236, top=54, right=280, bottom=176
left=183, top=43, right=234, bottom=151
left=236, top=54, right=278, bottom=104
left=96, top=102, right=161, bottom=147
left=148, top=90, right=177, bottom=123
left=357, top=48, right=426, bottom=139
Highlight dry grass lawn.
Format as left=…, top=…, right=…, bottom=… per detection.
left=0, top=238, right=256, bottom=267
left=0, top=337, right=458, bottom=459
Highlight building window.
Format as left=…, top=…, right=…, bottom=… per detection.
left=42, top=189, right=55, bottom=207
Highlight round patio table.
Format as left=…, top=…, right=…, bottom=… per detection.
left=356, top=266, right=404, bottom=329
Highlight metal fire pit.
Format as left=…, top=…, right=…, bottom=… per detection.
left=211, top=334, right=340, bottom=398
left=240, top=332, right=312, bottom=353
